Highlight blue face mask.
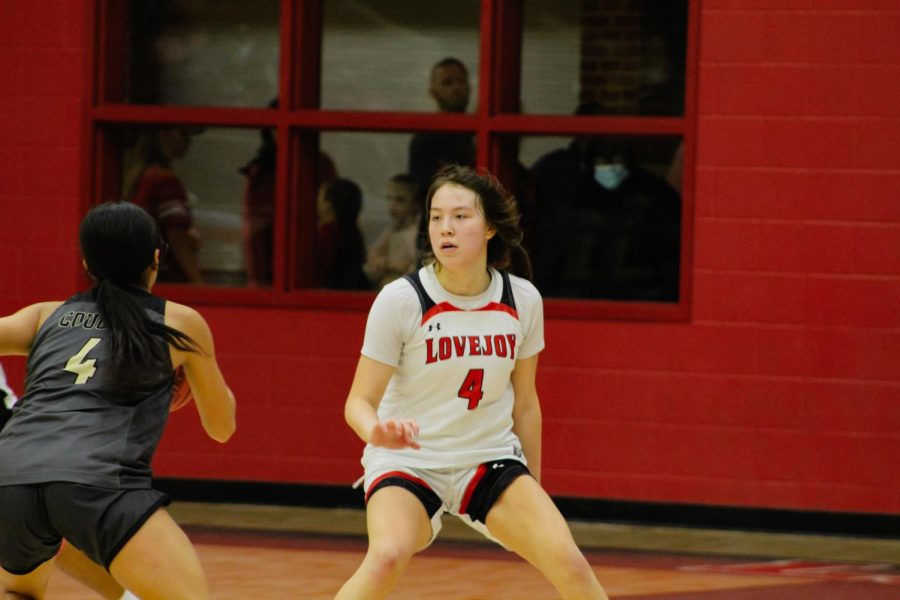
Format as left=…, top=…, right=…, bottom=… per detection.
left=594, top=163, right=628, bottom=190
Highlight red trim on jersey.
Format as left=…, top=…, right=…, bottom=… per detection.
left=476, top=302, right=518, bottom=320
left=459, top=463, right=489, bottom=515
left=422, top=301, right=518, bottom=325
left=421, top=302, right=462, bottom=325
left=365, top=470, right=434, bottom=504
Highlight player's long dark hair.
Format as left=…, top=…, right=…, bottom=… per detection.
left=422, top=165, right=533, bottom=280
left=80, top=202, right=199, bottom=381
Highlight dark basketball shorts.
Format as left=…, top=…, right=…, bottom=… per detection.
left=0, top=403, right=12, bottom=431
left=0, top=483, right=171, bottom=574
left=364, top=459, right=531, bottom=547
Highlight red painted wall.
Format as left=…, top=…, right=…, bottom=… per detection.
left=1, top=1, right=898, bottom=515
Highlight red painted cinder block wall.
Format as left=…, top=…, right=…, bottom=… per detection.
left=0, top=1, right=898, bottom=515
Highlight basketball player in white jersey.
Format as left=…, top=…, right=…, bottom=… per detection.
left=336, top=166, right=608, bottom=599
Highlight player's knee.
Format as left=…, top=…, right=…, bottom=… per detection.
left=364, top=543, right=414, bottom=581
left=539, top=541, right=591, bottom=577
left=556, top=546, right=597, bottom=585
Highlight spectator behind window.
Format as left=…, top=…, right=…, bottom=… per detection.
left=122, top=127, right=204, bottom=284
left=364, top=174, right=420, bottom=289
left=315, top=178, right=371, bottom=291
left=530, top=101, right=680, bottom=301
left=408, top=57, right=476, bottom=255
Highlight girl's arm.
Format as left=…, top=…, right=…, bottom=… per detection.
left=0, top=302, right=63, bottom=356
left=344, top=355, right=419, bottom=449
left=167, top=302, right=235, bottom=442
left=510, top=354, right=543, bottom=482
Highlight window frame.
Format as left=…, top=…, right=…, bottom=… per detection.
left=84, top=0, right=699, bottom=321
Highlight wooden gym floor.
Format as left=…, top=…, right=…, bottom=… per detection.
left=45, top=502, right=900, bottom=599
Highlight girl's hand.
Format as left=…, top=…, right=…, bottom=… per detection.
left=370, top=419, right=420, bottom=449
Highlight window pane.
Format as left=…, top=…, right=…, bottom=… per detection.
left=321, top=0, right=480, bottom=112
left=513, top=134, right=683, bottom=301
left=521, top=0, right=687, bottom=116
left=123, top=0, right=279, bottom=107
left=314, top=130, right=439, bottom=291
left=110, top=125, right=269, bottom=287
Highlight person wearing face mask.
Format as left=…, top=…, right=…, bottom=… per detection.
left=529, top=101, right=680, bottom=300
left=590, top=138, right=681, bottom=301
left=593, top=161, right=629, bottom=191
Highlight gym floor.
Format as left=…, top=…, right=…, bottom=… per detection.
left=46, top=502, right=900, bottom=598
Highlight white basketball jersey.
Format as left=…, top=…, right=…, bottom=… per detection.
left=361, top=264, right=544, bottom=469
left=0, top=364, right=18, bottom=409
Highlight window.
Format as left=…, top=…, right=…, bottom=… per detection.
left=88, top=0, right=696, bottom=319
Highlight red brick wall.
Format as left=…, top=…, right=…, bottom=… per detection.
left=0, top=1, right=898, bottom=515
left=579, top=0, right=686, bottom=115
left=580, top=0, right=644, bottom=113
left=0, top=0, right=85, bottom=310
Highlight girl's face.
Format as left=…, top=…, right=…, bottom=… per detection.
left=157, top=128, right=192, bottom=160
left=385, top=181, right=418, bottom=225
left=428, top=183, right=494, bottom=270
left=316, top=185, right=333, bottom=223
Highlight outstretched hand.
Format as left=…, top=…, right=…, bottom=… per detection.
left=370, top=419, right=420, bottom=450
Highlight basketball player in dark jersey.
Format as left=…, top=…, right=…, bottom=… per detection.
left=0, top=202, right=236, bottom=599
left=2, top=363, right=139, bottom=599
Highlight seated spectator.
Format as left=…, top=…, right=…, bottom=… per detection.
left=530, top=102, right=680, bottom=301
left=363, top=174, right=420, bottom=289
left=592, top=137, right=681, bottom=301
left=315, top=178, right=370, bottom=290
left=122, top=127, right=204, bottom=284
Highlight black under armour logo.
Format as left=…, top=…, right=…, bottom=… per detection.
left=428, top=323, right=441, bottom=332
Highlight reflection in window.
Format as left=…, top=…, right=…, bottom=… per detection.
left=513, top=133, right=682, bottom=301
left=125, top=0, right=279, bottom=107
left=317, top=131, right=426, bottom=291
left=522, top=0, right=687, bottom=116
left=98, top=0, right=691, bottom=306
left=116, top=125, right=268, bottom=287
left=321, top=0, right=479, bottom=112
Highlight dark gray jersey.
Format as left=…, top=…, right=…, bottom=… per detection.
left=0, top=289, right=175, bottom=489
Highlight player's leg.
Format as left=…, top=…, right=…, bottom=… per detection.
left=0, top=485, right=59, bottom=600
left=1, top=560, right=54, bottom=600
left=485, top=475, right=609, bottom=600
left=107, top=508, right=207, bottom=600
left=43, top=484, right=201, bottom=600
left=334, top=485, right=435, bottom=600
left=55, top=542, right=127, bottom=600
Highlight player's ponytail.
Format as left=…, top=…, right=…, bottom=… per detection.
left=80, top=202, right=199, bottom=381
